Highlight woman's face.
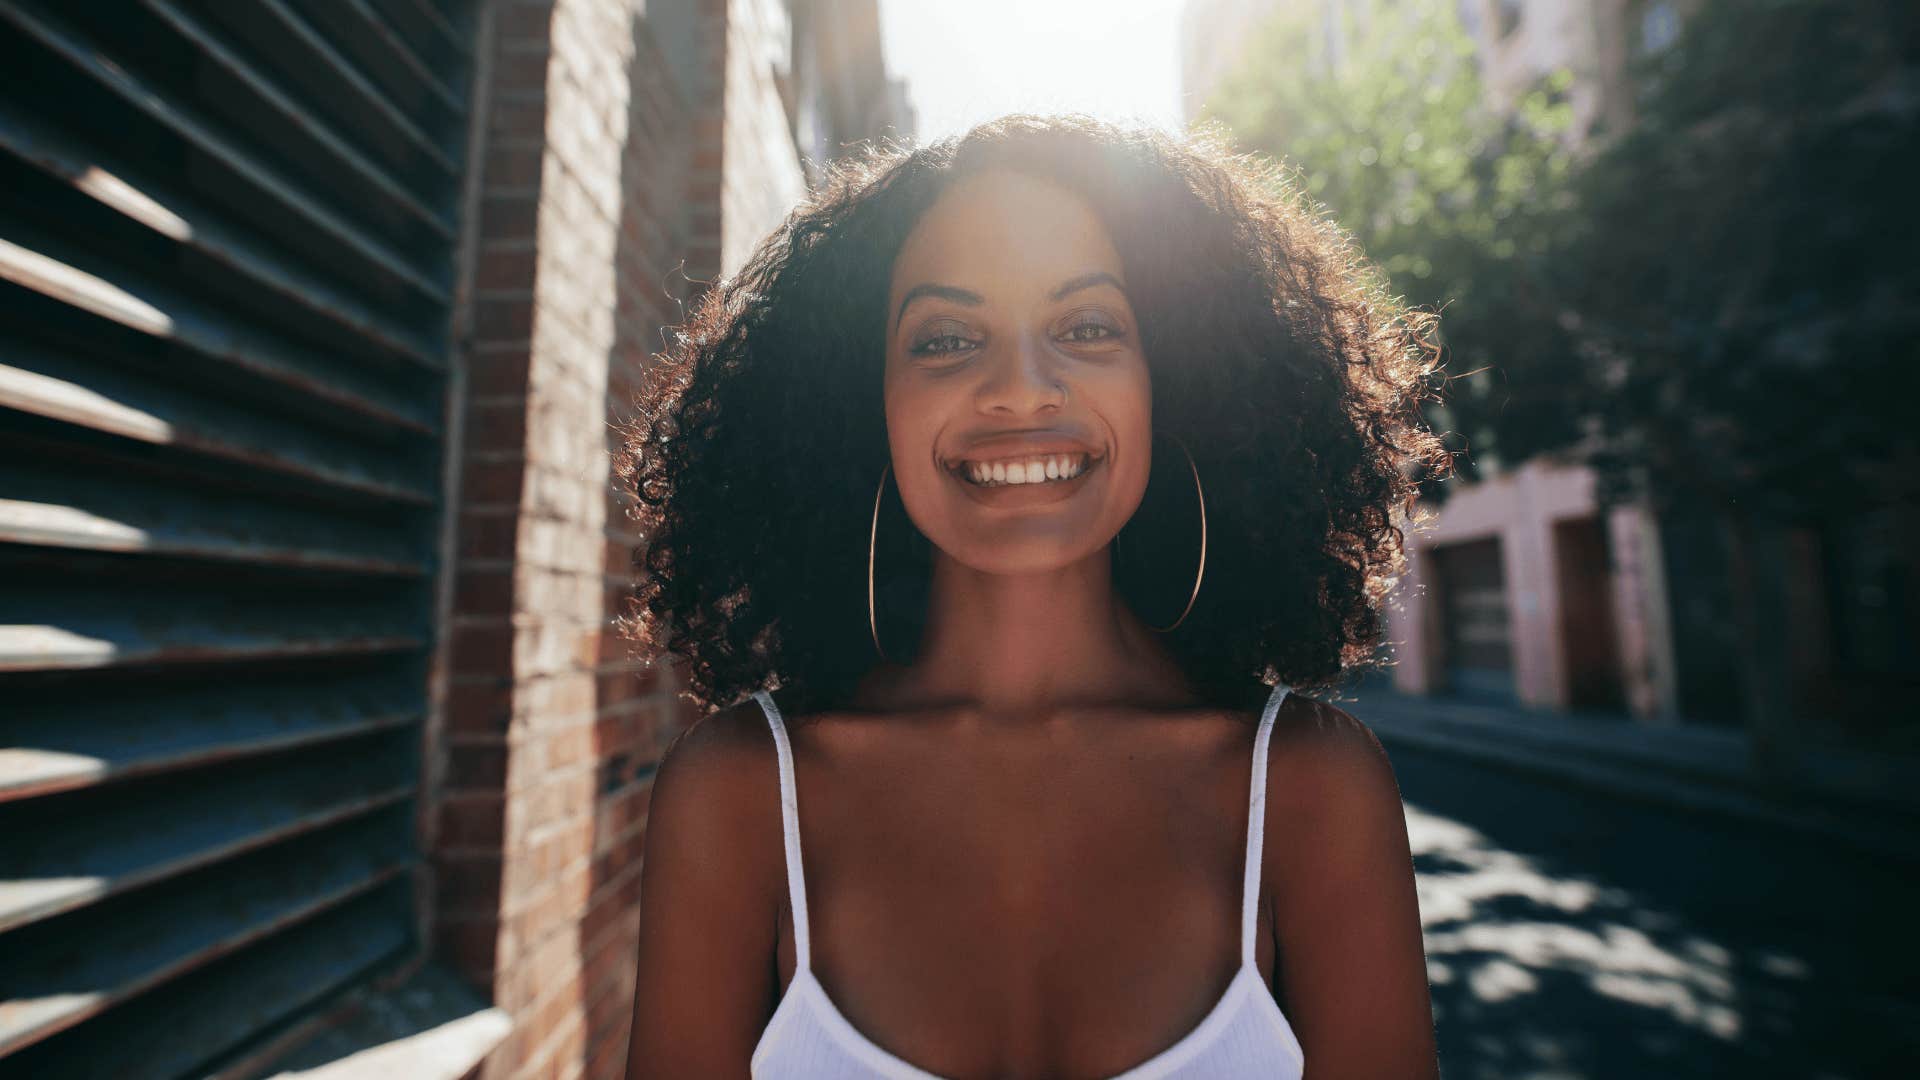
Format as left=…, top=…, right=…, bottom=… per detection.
left=883, top=169, right=1153, bottom=575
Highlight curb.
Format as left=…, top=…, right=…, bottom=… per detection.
left=1356, top=702, right=1920, bottom=866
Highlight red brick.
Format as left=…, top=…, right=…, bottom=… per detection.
left=579, top=871, right=640, bottom=950
left=437, top=917, right=500, bottom=989
left=476, top=247, right=536, bottom=291
left=494, top=1, right=556, bottom=45
left=474, top=295, right=535, bottom=343
left=591, top=664, right=652, bottom=707
left=524, top=1013, right=585, bottom=1080
left=465, top=346, right=531, bottom=397
left=422, top=0, right=742, bottom=1069
left=584, top=977, right=635, bottom=1060
left=447, top=741, right=510, bottom=790
left=544, top=723, right=597, bottom=770
left=504, top=870, right=576, bottom=945
left=492, top=48, right=552, bottom=98
left=584, top=1039, right=626, bottom=1080
left=436, top=855, right=504, bottom=917
left=453, top=568, right=514, bottom=615
left=448, top=621, right=514, bottom=676
left=486, top=143, right=545, bottom=191
left=480, top=192, right=539, bottom=242
left=464, top=397, right=529, bottom=453
left=456, top=510, right=518, bottom=561
left=440, top=794, right=506, bottom=848
left=488, top=98, right=549, bottom=142
left=459, top=457, right=525, bottom=506
left=445, top=679, right=512, bottom=735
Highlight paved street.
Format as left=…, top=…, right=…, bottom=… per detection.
left=1388, top=745, right=1920, bottom=1079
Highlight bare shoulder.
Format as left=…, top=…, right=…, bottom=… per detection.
left=1260, top=692, right=1404, bottom=821
left=660, top=692, right=779, bottom=766
left=643, top=694, right=785, bottom=885
left=630, top=694, right=788, bottom=1072
left=1254, top=693, right=1436, bottom=1077
left=653, top=694, right=780, bottom=806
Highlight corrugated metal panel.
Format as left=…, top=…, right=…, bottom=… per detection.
left=0, top=0, right=475, bottom=1075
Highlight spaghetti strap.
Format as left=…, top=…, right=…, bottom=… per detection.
left=753, top=689, right=812, bottom=971
left=1241, top=682, right=1290, bottom=967
left=748, top=679, right=1309, bottom=1078
left=754, top=683, right=1287, bottom=973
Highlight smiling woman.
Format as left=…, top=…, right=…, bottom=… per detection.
left=621, top=114, right=1448, bottom=1079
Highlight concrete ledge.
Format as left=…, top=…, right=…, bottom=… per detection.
left=260, top=963, right=510, bottom=1080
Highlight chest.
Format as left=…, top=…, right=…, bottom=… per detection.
left=767, top=726, right=1286, bottom=1076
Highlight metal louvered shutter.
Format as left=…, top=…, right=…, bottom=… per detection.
left=0, top=1, right=476, bottom=1076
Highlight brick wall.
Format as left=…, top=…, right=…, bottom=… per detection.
left=439, top=2, right=696, bottom=1078
left=434, top=0, right=817, bottom=1077
left=681, top=0, right=805, bottom=285
left=719, top=0, right=807, bottom=277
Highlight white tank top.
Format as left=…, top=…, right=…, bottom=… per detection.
left=748, top=682, right=1306, bottom=1079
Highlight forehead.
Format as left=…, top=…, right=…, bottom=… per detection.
left=889, top=169, right=1124, bottom=297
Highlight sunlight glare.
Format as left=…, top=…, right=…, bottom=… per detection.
left=878, top=0, right=1190, bottom=142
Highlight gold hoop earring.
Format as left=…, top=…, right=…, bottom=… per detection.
left=1115, top=432, right=1208, bottom=633
left=869, top=462, right=892, bottom=663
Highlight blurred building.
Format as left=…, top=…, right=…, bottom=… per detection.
left=1455, top=0, right=1688, bottom=138
left=0, top=1, right=909, bottom=1078
left=1182, top=0, right=1690, bottom=137
left=1180, top=0, right=1293, bottom=118
left=1181, top=0, right=1917, bottom=805
left=789, top=0, right=916, bottom=185
left=1182, top=0, right=1683, bottom=720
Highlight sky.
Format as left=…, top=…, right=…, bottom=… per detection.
left=875, top=0, right=1192, bottom=143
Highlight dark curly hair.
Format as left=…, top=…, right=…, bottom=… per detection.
left=619, top=113, right=1451, bottom=718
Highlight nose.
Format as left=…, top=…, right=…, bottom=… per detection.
left=974, top=333, right=1065, bottom=416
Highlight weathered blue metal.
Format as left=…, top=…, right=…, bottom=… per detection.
left=0, top=466, right=430, bottom=576
left=0, top=1, right=452, bottom=303
left=0, top=105, right=445, bottom=369
left=0, top=808, right=412, bottom=1053
left=0, top=672, right=423, bottom=800
left=202, top=0, right=461, bottom=178
left=0, top=0, right=475, bottom=1073
left=0, top=886, right=415, bottom=1080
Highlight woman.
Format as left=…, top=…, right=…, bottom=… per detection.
left=623, top=115, right=1446, bottom=1078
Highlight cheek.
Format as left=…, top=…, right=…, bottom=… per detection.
left=1100, top=359, right=1153, bottom=437
left=1107, top=364, right=1155, bottom=511
left=883, top=376, right=946, bottom=484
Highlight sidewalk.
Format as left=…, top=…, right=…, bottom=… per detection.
left=1339, top=682, right=1920, bottom=866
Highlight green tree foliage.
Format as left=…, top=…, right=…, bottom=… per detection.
left=1196, top=0, right=1580, bottom=487
left=1559, top=0, right=1919, bottom=518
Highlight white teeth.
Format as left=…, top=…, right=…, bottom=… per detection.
left=959, top=453, right=1093, bottom=487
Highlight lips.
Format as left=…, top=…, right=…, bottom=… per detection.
left=944, top=450, right=1104, bottom=506
left=940, top=432, right=1103, bottom=478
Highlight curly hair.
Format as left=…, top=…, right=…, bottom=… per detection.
left=619, top=113, right=1451, bottom=718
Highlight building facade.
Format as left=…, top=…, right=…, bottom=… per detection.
left=0, top=1, right=910, bottom=1077
left=1179, top=0, right=1696, bottom=720
left=1179, top=0, right=1920, bottom=785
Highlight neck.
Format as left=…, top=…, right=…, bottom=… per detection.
left=863, top=544, right=1200, bottom=718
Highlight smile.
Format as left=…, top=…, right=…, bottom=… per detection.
left=951, top=451, right=1099, bottom=487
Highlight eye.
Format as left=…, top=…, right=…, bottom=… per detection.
left=907, top=317, right=981, bottom=359
left=909, top=332, right=980, bottom=357
left=1060, top=317, right=1123, bottom=345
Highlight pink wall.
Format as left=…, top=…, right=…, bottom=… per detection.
left=1387, top=458, right=1675, bottom=718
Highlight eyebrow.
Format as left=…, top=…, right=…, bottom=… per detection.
left=892, top=270, right=1129, bottom=333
